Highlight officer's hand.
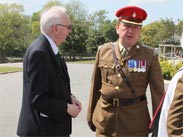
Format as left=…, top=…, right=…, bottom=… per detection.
left=88, top=121, right=96, bottom=131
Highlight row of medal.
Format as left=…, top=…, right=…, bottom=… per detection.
left=128, top=60, right=146, bottom=72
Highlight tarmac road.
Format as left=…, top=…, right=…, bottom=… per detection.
left=0, top=63, right=169, bottom=137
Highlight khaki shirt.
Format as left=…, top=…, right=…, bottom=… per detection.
left=87, top=41, right=165, bottom=136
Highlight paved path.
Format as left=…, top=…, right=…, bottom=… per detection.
left=0, top=63, right=169, bottom=137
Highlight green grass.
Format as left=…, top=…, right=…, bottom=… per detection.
left=6, top=57, right=23, bottom=62
left=0, top=60, right=95, bottom=74
left=68, top=60, right=95, bottom=64
left=0, top=67, right=22, bottom=74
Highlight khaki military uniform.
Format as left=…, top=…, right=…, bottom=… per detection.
left=167, top=73, right=183, bottom=137
left=87, top=41, right=165, bottom=137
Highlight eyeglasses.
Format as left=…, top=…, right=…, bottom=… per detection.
left=56, top=24, right=72, bottom=30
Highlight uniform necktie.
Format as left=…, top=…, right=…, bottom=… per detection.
left=121, top=47, right=128, bottom=57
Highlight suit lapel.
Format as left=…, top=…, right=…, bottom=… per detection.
left=55, top=54, right=69, bottom=82
left=39, top=34, right=69, bottom=81
left=60, top=58, right=70, bottom=82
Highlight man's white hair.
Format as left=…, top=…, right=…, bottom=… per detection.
left=40, top=6, right=68, bottom=34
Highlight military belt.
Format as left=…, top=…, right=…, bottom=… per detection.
left=101, top=94, right=146, bottom=107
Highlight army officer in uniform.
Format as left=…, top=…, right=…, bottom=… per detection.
left=87, top=6, right=165, bottom=137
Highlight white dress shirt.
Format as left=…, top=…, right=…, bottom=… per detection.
left=42, top=32, right=59, bottom=55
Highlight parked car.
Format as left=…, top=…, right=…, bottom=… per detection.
left=165, top=52, right=182, bottom=58
left=165, top=52, right=176, bottom=57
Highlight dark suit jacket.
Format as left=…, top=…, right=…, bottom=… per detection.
left=17, top=34, right=72, bottom=136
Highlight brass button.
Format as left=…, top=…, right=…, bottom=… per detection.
left=115, top=86, right=119, bottom=90
left=120, top=61, right=124, bottom=66
left=117, top=74, right=121, bottom=77
left=136, top=45, right=140, bottom=49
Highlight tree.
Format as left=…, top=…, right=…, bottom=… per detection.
left=0, top=3, right=31, bottom=61
left=65, top=0, right=87, bottom=23
left=159, top=18, right=176, bottom=44
left=60, top=0, right=88, bottom=59
left=31, top=12, right=41, bottom=39
left=175, top=19, right=183, bottom=41
left=141, top=21, right=162, bottom=48
left=31, top=0, right=65, bottom=39
left=85, top=30, right=105, bottom=55
left=86, top=10, right=118, bottom=55
left=100, top=19, right=118, bottom=42
left=42, top=0, right=63, bottom=10
left=88, top=10, right=108, bottom=30
left=61, top=20, right=88, bottom=59
left=141, top=19, right=183, bottom=48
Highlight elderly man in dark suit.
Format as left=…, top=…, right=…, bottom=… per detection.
left=17, top=6, right=82, bottom=137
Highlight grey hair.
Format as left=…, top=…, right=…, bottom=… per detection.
left=40, top=6, right=68, bottom=34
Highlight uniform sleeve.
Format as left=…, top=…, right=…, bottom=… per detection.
left=87, top=48, right=102, bottom=131
left=167, top=74, right=183, bottom=136
left=148, top=55, right=165, bottom=113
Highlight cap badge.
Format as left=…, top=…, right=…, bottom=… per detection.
left=132, top=12, right=136, bottom=17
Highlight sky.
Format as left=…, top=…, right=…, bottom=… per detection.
left=0, top=0, right=183, bottom=25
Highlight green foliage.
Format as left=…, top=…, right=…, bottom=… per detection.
left=85, top=30, right=105, bottom=55
left=31, top=21, right=40, bottom=39
left=0, top=3, right=32, bottom=59
left=160, top=61, right=176, bottom=80
left=141, top=18, right=183, bottom=48
left=176, top=20, right=183, bottom=36
left=160, top=61, right=183, bottom=80
left=61, top=20, right=88, bottom=59
left=159, top=18, right=175, bottom=43
left=141, top=21, right=162, bottom=48
left=0, top=0, right=183, bottom=61
left=175, top=60, right=183, bottom=70
left=31, top=12, right=41, bottom=38
left=86, top=10, right=118, bottom=55
left=69, top=60, right=95, bottom=64
left=0, top=67, right=22, bottom=74
left=100, top=20, right=118, bottom=42
left=65, top=0, right=87, bottom=22
left=42, top=0, right=63, bottom=10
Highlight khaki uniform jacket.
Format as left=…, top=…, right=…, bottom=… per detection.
left=87, top=41, right=165, bottom=136
left=167, top=72, right=183, bottom=137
